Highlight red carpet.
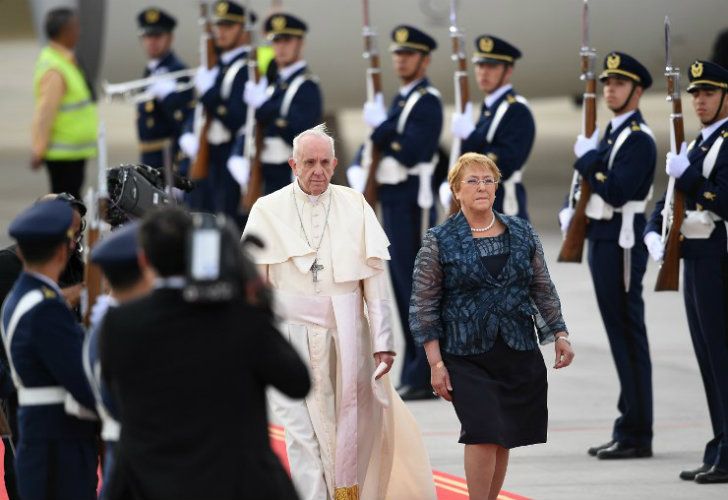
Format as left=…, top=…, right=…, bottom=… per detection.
left=0, top=430, right=530, bottom=499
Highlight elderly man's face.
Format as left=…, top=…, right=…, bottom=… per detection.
left=289, top=135, right=337, bottom=195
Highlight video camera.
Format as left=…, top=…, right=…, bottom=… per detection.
left=105, top=163, right=194, bottom=226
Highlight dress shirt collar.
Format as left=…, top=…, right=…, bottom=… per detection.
left=609, top=109, right=637, bottom=135
left=26, top=270, right=62, bottom=294
left=701, top=116, right=728, bottom=142
left=399, top=78, right=424, bottom=97
left=220, top=45, right=250, bottom=65
left=278, top=60, right=307, bottom=82
left=484, top=84, right=513, bottom=109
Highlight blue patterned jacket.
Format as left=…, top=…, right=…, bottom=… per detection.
left=409, top=212, right=567, bottom=355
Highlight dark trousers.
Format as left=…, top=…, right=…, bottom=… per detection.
left=15, top=438, right=97, bottom=500
left=587, top=239, right=653, bottom=447
left=380, top=177, right=432, bottom=390
left=263, top=162, right=292, bottom=195
left=45, top=159, right=86, bottom=200
left=684, top=256, right=728, bottom=468
left=2, top=395, right=19, bottom=500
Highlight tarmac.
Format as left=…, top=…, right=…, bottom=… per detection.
left=1, top=39, right=725, bottom=499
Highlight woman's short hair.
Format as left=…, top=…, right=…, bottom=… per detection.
left=447, top=152, right=502, bottom=194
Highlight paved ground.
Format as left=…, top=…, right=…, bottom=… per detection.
left=1, top=40, right=725, bottom=499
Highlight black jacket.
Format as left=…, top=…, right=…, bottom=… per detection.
left=99, top=288, right=309, bottom=500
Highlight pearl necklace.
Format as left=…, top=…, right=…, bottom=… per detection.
left=469, top=213, right=496, bottom=233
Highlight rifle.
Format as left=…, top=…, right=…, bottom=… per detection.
left=82, top=122, right=109, bottom=327
left=361, top=0, right=384, bottom=207
left=558, top=0, right=596, bottom=263
left=242, top=0, right=264, bottom=213
left=655, top=16, right=685, bottom=291
left=189, top=2, right=217, bottom=181
left=448, top=0, right=469, bottom=215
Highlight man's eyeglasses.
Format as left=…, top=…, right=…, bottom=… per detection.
left=461, top=177, right=498, bottom=187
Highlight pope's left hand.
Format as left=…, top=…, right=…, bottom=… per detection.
left=373, top=351, right=395, bottom=380
left=666, top=142, right=690, bottom=178
left=148, top=78, right=176, bottom=100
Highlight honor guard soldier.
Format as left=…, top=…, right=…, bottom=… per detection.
left=567, top=52, right=657, bottom=460
left=83, top=222, right=152, bottom=497
left=1, top=200, right=97, bottom=500
left=449, top=35, right=535, bottom=220
left=180, top=1, right=257, bottom=219
left=645, top=60, right=728, bottom=484
left=243, top=12, right=323, bottom=194
left=350, top=25, right=443, bottom=400
left=136, top=8, right=195, bottom=172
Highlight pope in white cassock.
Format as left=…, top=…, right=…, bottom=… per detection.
left=243, top=124, right=436, bottom=500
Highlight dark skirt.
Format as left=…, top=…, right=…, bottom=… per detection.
left=443, top=335, right=548, bottom=448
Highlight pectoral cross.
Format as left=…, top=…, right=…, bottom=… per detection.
left=310, top=258, right=324, bottom=283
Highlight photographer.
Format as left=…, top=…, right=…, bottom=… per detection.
left=99, top=206, right=309, bottom=500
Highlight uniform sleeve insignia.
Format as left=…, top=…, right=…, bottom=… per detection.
left=595, top=172, right=608, bottom=182
left=691, top=61, right=704, bottom=78
left=486, top=152, right=498, bottom=162
left=703, top=192, right=716, bottom=201
left=144, top=101, right=154, bottom=112
left=479, top=37, right=494, bottom=53
left=391, top=141, right=402, bottom=152
left=41, top=286, right=56, bottom=299
left=607, top=53, right=621, bottom=69
left=395, top=28, right=409, bottom=44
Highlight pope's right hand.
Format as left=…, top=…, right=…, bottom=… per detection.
left=363, top=93, right=387, bottom=128
left=347, top=165, right=366, bottom=193
left=179, top=132, right=199, bottom=159
left=194, top=65, right=219, bottom=96
left=644, top=231, right=664, bottom=262
left=450, top=102, right=475, bottom=140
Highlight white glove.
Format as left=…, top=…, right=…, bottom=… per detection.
left=194, top=65, right=219, bottom=96
left=644, top=231, right=664, bottom=262
left=243, top=77, right=269, bottom=109
left=666, top=142, right=690, bottom=178
left=573, top=127, right=600, bottom=158
left=227, top=155, right=251, bottom=187
left=347, top=165, right=366, bottom=193
left=178, top=132, right=199, bottom=159
left=559, top=207, right=575, bottom=234
left=439, top=182, right=452, bottom=209
left=450, top=102, right=475, bottom=140
left=363, top=93, right=387, bottom=128
left=148, top=78, right=176, bottom=100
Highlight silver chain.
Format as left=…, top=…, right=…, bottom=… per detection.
left=292, top=184, right=333, bottom=252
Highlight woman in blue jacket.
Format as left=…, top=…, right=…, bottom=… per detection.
left=409, top=152, right=574, bottom=499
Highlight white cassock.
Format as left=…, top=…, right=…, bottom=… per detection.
left=243, top=180, right=437, bottom=500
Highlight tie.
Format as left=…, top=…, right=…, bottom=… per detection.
left=688, top=133, right=703, bottom=162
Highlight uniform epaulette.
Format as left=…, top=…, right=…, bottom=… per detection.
left=418, top=87, right=428, bottom=95
left=506, top=94, right=517, bottom=104
left=722, top=130, right=728, bottom=138
left=41, top=286, right=56, bottom=299
left=631, top=121, right=641, bottom=131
